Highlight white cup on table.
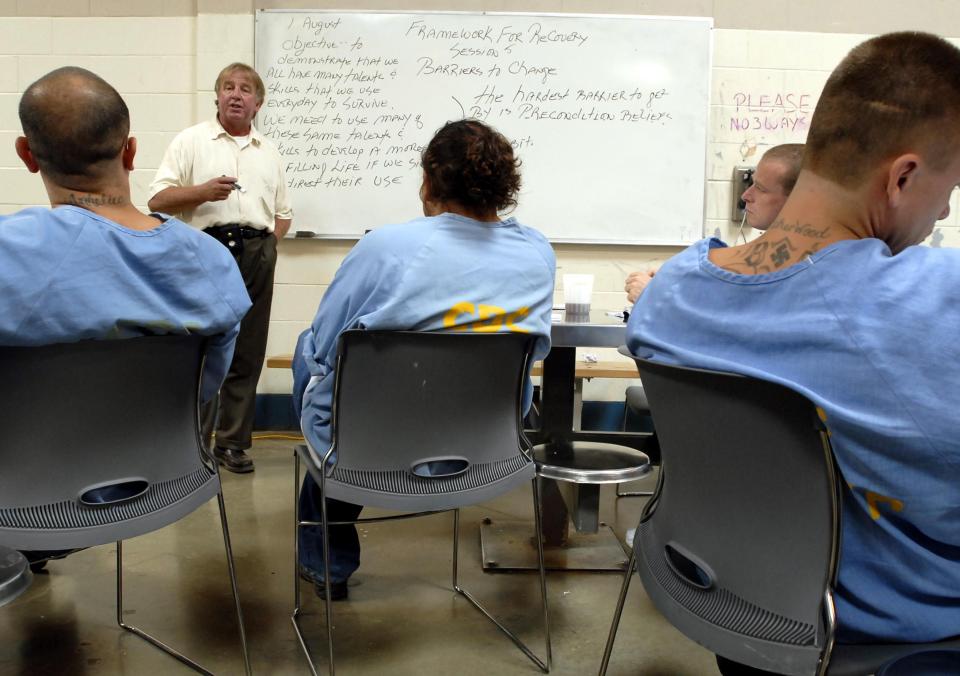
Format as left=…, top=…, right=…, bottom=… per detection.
left=563, top=273, right=594, bottom=318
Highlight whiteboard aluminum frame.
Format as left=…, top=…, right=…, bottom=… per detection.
left=256, top=9, right=713, bottom=246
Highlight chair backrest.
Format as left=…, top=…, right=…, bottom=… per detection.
left=0, top=335, right=220, bottom=550
left=628, top=355, right=842, bottom=676
left=311, top=330, right=537, bottom=511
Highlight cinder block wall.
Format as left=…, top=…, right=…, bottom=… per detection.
left=0, top=1, right=956, bottom=403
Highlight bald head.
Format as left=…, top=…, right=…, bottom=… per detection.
left=19, top=67, right=129, bottom=187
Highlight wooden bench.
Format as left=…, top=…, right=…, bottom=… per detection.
left=266, top=354, right=639, bottom=379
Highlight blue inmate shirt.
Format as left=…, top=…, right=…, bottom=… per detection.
left=0, top=206, right=251, bottom=402
left=626, top=237, right=960, bottom=643
left=293, top=212, right=556, bottom=455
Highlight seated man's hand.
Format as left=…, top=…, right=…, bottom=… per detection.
left=625, top=269, right=656, bottom=304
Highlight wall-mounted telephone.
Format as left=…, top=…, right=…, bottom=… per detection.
left=731, top=166, right=755, bottom=222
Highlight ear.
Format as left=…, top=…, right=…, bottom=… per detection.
left=122, top=137, right=137, bottom=171
left=14, top=136, right=40, bottom=173
left=885, top=153, right=922, bottom=208
left=254, top=98, right=264, bottom=115
left=419, top=173, right=438, bottom=217
left=419, top=171, right=431, bottom=203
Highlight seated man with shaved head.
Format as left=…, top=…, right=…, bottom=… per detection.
left=629, top=31, right=960, bottom=659
left=0, top=68, right=251, bottom=566
left=2, top=67, right=249, bottom=398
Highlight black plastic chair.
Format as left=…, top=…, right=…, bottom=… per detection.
left=600, top=355, right=960, bottom=676
left=0, top=336, right=250, bottom=675
left=293, top=330, right=551, bottom=675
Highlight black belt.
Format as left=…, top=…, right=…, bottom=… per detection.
left=205, top=224, right=270, bottom=239
left=203, top=224, right=270, bottom=257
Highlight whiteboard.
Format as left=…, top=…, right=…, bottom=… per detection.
left=255, top=10, right=711, bottom=244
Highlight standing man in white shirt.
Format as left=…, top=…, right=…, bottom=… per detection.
left=149, top=63, right=293, bottom=473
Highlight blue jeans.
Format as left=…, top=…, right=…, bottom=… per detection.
left=298, top=471, right=362, bottom=584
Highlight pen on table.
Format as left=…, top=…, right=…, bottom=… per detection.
left=605, top=310, right=630, bottom=323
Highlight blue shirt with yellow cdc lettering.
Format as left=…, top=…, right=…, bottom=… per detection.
left=626, top=236, right=960, bottom=643
left=294, top=212, right=555, bottom=452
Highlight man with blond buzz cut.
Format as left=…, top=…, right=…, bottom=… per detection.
left=628, top=31, right=960, bottom=667
left=150, top=63, right=293, bottom=474
left=740, top=143, right=804, bottom=231
left=624, top=144, right=804, bottom=304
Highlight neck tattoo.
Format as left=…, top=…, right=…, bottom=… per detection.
left=62, top=193, right=125, bottom=208
left=726, top=218, right=829, bottom=274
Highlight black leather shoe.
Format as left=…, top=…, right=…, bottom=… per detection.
left=213, top=447, right=254, bottom=473
left=298, top=567, right=348, bottom=601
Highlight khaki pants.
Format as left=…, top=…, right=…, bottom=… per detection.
left=206, top=233, right=277, bottom=451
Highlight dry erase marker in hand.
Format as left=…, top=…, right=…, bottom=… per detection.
left=221, top=175, right=245, bottom=192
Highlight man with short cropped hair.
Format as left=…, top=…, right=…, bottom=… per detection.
left=740, top=143, right=804, bottom=231
left=624, top=144, right=804, bottom=304
left=1, top=66, right=251, bottom=570
left=629, top=30, right=960, bottom=658
left=4, top=66, right=248, bottom=401
left=150, top=63, right=293, bottom=474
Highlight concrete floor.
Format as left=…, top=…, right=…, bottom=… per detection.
left=0, top=439, right=719, bottom=676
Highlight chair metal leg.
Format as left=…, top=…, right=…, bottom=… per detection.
left=816, top=590, right=837, bottom=676
left=216, top=488, right=253, bottom=676
left=451, top=509, right=460, bottom=589
left=598, top=518, right=641, bottom=676
left=293, top=448, right=548, bottom=673
left=292, top=449, right=322, bottom=676
left=294, top=449, right=301, bottom=612
left=451, top=480, right=551, bottom=673
left=291, top=448, right=336, bottom=676
left=116, top=540, right=212, bottom=674
left=117, top=540, right=213, bottom=676
left=319, top=474, right=336, bottom=675
left=532, top=477, right=553, bottom=671
left=115, top=494, right=253, bottom=676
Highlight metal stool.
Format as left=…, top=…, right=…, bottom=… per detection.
left=0, top=546, right=32, bottom=607
left=533, top=441, right=651, bottom=550
left=535, top=442, right=651, bottom=485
